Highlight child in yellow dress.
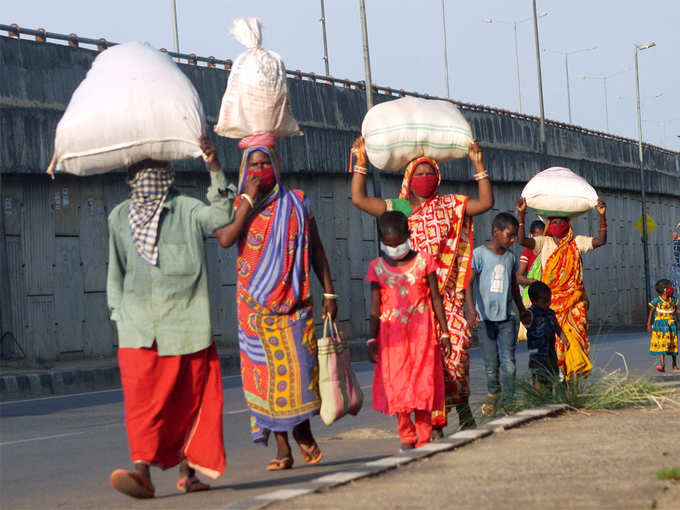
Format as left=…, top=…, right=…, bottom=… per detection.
left=647, top=279, right=679, bottom=373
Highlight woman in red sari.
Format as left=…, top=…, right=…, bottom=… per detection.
left=351, top=137, right=493, bottom=436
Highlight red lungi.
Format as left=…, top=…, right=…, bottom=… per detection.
left=118, top=342, right=225, bottom=479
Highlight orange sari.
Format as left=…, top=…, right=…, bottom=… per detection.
left=396, top=158, right=474, bottom=427
left=541, top=222, right=593, bottom=378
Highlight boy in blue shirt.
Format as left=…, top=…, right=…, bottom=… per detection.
left=525, top=281, right=569, bottom=390
left=467, top=213, right=530, bottom=416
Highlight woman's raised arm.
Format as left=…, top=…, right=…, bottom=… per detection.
left=464, top=140, right=494, bottom=217
left=349, top=137, right=387, bottom=218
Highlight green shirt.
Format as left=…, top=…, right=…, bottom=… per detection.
left=107, top=170, right=236, bottom=356
left=385, top=198, right=413, bottom=217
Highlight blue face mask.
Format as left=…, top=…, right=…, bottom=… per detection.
left=380, top=240, right=411, bottom=260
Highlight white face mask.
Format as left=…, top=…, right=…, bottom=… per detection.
left=380, top=240, right=411, bottom=260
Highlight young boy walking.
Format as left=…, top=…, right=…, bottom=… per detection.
left=467, top=213, right=530, bottom=416
left=525, top=281, right=569, bottom=389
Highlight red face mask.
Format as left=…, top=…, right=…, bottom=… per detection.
left=667, top=287, right=675, bottom=298
left=548, top=222, right=570, bottom=239
left=411, top=174, right=438, bottom=198
left=249, top=165, right=276, bottom=192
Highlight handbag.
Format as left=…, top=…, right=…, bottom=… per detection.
left=317, top=317, right=364, bottom=426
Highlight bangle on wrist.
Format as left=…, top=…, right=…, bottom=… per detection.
left=440, top=333, right=450, bottom=338
left=366, top=338, right=377, bottom=346
left=474, top=171, right=489, bottom=182
left=240, top=193, right=254, bottom=209
left=353, top=165, right=368, bottom=175
left=323, top=293, right=338, bottom=300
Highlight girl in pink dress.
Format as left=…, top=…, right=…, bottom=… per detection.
left=366, top=211, right=450, bottom=450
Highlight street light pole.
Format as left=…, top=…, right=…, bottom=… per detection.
left=634, top=41, right=655, bottom=306
left=358, top=0, right=381, bottom=201
left=441, top=0, right=451, bottom=98
left=319, top=0, right=330, bottom=76
left=482, top=11, right=547, bottom=114
left=578, top=68, right=627, bottom=132
left=531, top=0, right=546, bottom=156
left=170, top=0, right=180, bottom=56
left=513, top=22, right=521, bottom=112
left=543, top=45, right=597, bottom=124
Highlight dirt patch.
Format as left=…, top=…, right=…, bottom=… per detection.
left=273, top=396, right=680, bottom=510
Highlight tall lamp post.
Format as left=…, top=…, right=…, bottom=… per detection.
left=319, top=0, right=330, bottom=75
left=170, top=0, right=180, bottom=56
left=482, top=11, right=548, bottom=113
left=634, top=40, right=656, bottom=306
left=577, top=68, right=628, bottom=132
left=441, top=0, right=451, bottom=98
left=542, top=45, right=597, bottom=124
left=531, top=0, right=546, bottom=158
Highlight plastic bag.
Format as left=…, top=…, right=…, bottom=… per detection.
left=522, top=167, right=598, bottom=217
left=361, top=96, right=473, bottom=171
left=214, top=18, right=302, bottom=139
left=54, top=41, right=205, bottom=176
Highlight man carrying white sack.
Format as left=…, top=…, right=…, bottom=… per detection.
left=107, top=136, right=255, bottom=499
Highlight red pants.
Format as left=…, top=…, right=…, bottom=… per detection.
left=118, top=342, right=225, bottom=479
left=396, top=410, right=432, bottom=448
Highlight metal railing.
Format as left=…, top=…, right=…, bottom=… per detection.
left=1, top=23, right=678, bottom=157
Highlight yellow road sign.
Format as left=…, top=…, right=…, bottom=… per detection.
left=634, top=214, right=658, bottom=236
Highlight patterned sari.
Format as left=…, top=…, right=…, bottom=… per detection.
left=388, top=157, right=474, bottom=427
left=235, top=146, right=320, bottom=443
left=541, top=221, right=592, bottom=378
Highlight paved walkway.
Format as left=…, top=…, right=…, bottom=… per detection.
left=270, top=383, right=680, bottom=510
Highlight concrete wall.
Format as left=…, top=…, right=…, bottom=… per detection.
left=1, top=36, right=679, bottom=363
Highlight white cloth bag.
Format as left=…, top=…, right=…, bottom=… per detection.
left=361, top=96, right=473, bottom=171
left=522, top=167, right=599, bottom=217
left=214, top=18, right=302, bottom=139
left=54, top=41, right=205, bottom=176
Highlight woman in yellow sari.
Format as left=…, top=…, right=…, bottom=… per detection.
left=516, top=198, right=607, bottom=379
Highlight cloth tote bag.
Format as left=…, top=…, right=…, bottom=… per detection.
left=317, top=318, right=363, bottom=426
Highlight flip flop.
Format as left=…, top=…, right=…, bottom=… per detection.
left=177, top=476, right=210, bottom=493
left=656, top=364, right=665, bottom=373
left=110, top=469, right=155, bottom=499
left=298, top=442, right=323, bottom=464
left=266, top=457, right=294, bottom=471
left=431, top=428, right=444, bottom=441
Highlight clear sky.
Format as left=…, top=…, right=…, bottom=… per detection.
left=4, top=0, right=679, bottom=151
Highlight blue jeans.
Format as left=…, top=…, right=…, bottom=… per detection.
left=478, top=318, right=518, bottom=406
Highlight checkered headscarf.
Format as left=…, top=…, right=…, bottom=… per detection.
left=127, top=167, right=175, bottom=265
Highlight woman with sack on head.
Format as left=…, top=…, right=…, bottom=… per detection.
left=350, top=137, right=493, bottom=438
left=516, top=197, right=608, bottom=380
left=216, top=133, right=337, bottom=471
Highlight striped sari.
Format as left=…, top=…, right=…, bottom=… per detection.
left=235, top=146, right=320, bottom=443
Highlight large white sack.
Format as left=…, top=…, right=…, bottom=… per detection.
left=522, top=167, right=598, bottom=217
left=214, top=18, right=302, bottom=139
left=361, top=96, right=473, bottom=171
left=55, top=41, right=205, bottom=176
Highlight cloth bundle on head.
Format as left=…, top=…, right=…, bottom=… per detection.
left=214, top=18, right=301, bottom=139
left=128, top=167, right=175, bottom=265
left=238, top=133, right=276, bottom=149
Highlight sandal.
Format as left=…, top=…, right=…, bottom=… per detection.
left=656, top=364, right=665, bottom=373
left=266, top=456, right=294, bottom=471
left=177, top=476, right=211, bottom=493
left=672, top=366, right=680, bottom=373
left=110, top=469, right=155, bottom=499
left=431, top=428, right=444, bottom=441
left=298, top=442, right=323, bottom=464
left=481, top=393, right=500, bottom=417
left=399, top=442, right=415, bottom=453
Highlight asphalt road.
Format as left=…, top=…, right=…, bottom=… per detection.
left=0, top=330, right=660, bottom=509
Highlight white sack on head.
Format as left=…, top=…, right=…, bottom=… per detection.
left=361, top=96, right=473, bottom=171
left=54, top=41, right=205, bottom=176
left=521, top=167, right=598, bottom=217
left=214, top=17, right=302, bottom=139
